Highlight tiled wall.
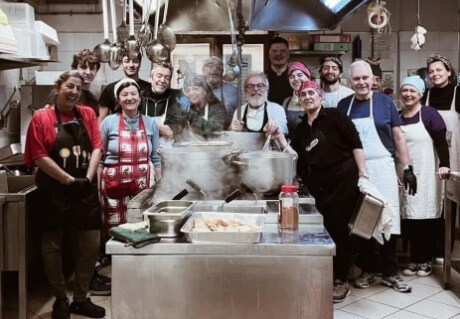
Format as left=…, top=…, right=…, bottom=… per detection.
left=399, top=31, right=459, bottom=84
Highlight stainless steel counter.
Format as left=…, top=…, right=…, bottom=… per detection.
left=107, top=221, right=335, bottom=319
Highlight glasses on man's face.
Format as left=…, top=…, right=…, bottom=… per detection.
left=204, top=63, right=223, bottom=71
left=245, top=83, right=267, bottom=91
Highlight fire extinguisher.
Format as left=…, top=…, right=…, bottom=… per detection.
left=352, top=34, right=362, bottom=61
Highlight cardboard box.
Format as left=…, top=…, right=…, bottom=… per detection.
left=313, top=43, right=350, bottom=51
left=312, top=34, right=351, bottom=43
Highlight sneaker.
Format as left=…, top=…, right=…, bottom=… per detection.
left=417, top=261, right=433, bottom=277
left=353, top=272, right=375, bottom=289
left=381, top=275, right=412, bottom=293
left=70, top=298, right=105, bottom=318
left=89, top=276, right=111, bottom=296
left=94, top=272, right=111, bottom=286
left=52, top=297, right=70, bottom=319
left=333, top=279, right=351, bottom=303
left=402, top=263, right=418, bottom=276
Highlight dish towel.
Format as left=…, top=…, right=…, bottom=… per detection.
left=357, top=178, right=396, bottom=245
left=110, top=226, right=160, bottom=248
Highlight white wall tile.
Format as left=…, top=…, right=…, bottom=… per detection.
left=439, top=32, right=459, bottom=51
left=93, top=33, right=105, bottom=47
left=420, top=32, right=440, bottom=51
left=74, top=33, right=94, bottom=50
left=57, top=33, right=76, bottom=52
left=138, top=70, right=150, bottom=82
left=399, top=31, right=414, bottom=51
left=57, top=52, right=74, bottom=70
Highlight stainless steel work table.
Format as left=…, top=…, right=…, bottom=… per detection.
left=107, top=201, right=335, bottom=319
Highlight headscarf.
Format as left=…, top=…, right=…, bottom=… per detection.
left=426, top=53, right=454, bottom=73
left=320, top=56, right=343, bottom=73
left=298, top=81, right=322, bottom=97
left=287, top=62, right=312, bottom=80
left=400, top=76, right=425, bottom=96
left=114, top=78, right=140, bottom=98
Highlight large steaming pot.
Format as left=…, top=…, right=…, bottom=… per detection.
left=157, top=145, right=239, bottom=199
left=229, top=151, right=297, bottom=193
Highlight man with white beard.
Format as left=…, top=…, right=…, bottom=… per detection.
left=320, top=56, right=354, bottom=108
left=229, top=72, right=288, bottom=135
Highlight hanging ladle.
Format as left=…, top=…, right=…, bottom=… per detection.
left=93, top=0, right=111, bottom=63
left=117, top=0, right=129, bottom=48
left=158, top=0, right=176, bottom=51
left=138, top=0, right=153, bottom=47
left=125, top=0, right=140, bottom=60
left=108, top=0, right=122, bottom=70
left=222, top=0, right=241, bottom=82
left=145, top=0, right=169, bottom=63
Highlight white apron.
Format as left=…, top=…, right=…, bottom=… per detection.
left=399, top=109, right=442, bottom=219
left=426, top=88, right=460, bottom=171
left=152, top=100, right=173, bottom=149
left=347, top=94, right=401, bottom=234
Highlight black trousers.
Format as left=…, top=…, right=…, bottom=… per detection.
left=402, top=218, right=440, bottom=263
left=309, top=158, right=359, bottom=281
left=354, top=236, right=398, bottom=277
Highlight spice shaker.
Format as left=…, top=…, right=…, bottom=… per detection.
left=279, top=185, right=299, bottom=230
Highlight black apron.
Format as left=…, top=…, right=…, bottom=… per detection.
left=304, top=126, right=359, bottom=231
left=243, top=102, right=269, bottom=132
left=35, top=107, right=101, bottom=231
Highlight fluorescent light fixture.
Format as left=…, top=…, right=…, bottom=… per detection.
left=320, top=0, right=352, bottom=13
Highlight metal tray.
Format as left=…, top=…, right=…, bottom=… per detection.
left=143, top=200, right=196, bottom=220
left=181, top=212, right=265, bottom=244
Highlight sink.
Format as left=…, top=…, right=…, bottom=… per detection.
left=193, top=200, right=267, bottom=214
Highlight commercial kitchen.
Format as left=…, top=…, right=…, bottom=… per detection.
left=2, top=0, right=460, bottom=318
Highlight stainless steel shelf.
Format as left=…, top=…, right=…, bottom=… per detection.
left=0, top=53, right=59, bottom=71
left=289, top=50, right=347, bottom=56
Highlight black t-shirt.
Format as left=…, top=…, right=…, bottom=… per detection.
left=99, top=78, right=150, bottom=114
left=422, top=84, right=460, bottom=113
left=266, top=68, right=293, bottom=105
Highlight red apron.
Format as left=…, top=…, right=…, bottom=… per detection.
left=100, top=114, right=152, bottom=234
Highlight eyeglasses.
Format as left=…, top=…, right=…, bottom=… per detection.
left=204, top=63, right=223, bottom=71
left=245, top=83, right=267, bottom=91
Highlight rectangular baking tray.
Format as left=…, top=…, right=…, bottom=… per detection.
left=143, top=200, right=196, bottom=221
left=181, top=212, right=265, bottom=244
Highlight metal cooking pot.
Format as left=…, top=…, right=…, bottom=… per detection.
left=157, top=147, right=239, bottom=200
left=228, top=151, right=297, bottom=193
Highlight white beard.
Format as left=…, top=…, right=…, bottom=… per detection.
left=247, top=93, right=267, bottom=108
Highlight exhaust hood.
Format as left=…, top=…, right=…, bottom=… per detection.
left=138, top=0, right=371, bottom=33
left=249, top=0, right=372, bottom=31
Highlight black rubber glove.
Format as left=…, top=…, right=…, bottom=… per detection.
left=67, top=177, right=91, bottom=197
left=403, top=165, right=417, bottom=196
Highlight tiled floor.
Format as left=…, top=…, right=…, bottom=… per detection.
left=4, top=263, right=460, bottom=318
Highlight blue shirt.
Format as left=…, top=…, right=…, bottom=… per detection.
left=337, top=92, right=402, bottom=156
left=100, top=113, right=161, bottom=168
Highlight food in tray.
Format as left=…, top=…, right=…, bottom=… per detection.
left=192, top=218, right=261, bottom=233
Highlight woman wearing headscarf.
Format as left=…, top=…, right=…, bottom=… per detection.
left=282, top=62, right=312, bottom=137
left=99, top=78, right=161, bottom=235
left=271, top=80, right=368, bottom=304
left=24, top=70, right=105, bottom=318
left=183, top=74, right=226, bottom=137
left=399, top=76, right=450, bottom=277
left=423, top=54, right=459, bottom=257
